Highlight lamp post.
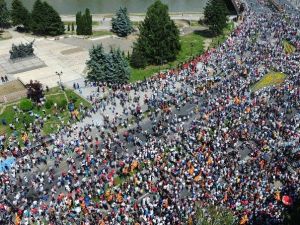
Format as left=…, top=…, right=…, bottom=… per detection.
left=55, top=71, right=63, bottom=89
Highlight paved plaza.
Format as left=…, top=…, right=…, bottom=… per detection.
left=0, top=55, right=46, bottom=77
left=0, top=31, right=137, bottom=88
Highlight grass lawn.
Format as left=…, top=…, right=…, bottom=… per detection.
left=251, top=72, right=286, bottom=92
left=91, top=30, right=113, bottom=37
left=283, top=40, right=296, bottom=54
left=64, top=89, right=91, bottom=108
left=129, top=22, right=234, bottom=83
left=0, top=89, right=91, bottom=138
left=210, top=22, right=234, bottom=48
left=130, top=32, right=204, bottom=82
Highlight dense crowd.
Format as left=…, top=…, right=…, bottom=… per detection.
left=0, top=0, right=299, bottom=224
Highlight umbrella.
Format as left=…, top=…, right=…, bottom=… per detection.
left=0, top=157, right=16, bottom=172
left=282, top=195, right=293, bottom=206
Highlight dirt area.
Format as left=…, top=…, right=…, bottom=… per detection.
left=0, top=80, right=26, bottom=96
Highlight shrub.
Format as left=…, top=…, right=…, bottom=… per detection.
left=45, top=99, right=54, bottom=109
left=57, top=99, right=68, bottom=110
left=20, top=99, right=33, bottom=111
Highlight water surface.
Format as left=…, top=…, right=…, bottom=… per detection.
left=6, top=0, right=208, bottom=14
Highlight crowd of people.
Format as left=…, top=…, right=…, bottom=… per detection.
left=0, top=0, right=300, bottom=224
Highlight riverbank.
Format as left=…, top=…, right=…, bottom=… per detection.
left=61, top=12, right=204, bottom=23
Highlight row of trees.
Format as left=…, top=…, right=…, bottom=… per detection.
left=85, top=0, right=231, bottom=81
left=0, top=0, right=9, bottom=29
left=86, top=45, right=130, bottom=84
left=0, top=0, right=64, bottom=36
left=76, top=8, right=92, bottom=35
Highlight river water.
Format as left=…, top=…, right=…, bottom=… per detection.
left=6, top=0, right=208, bottom=14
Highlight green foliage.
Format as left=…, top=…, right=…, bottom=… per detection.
left=76, top=8, right=92, bottom=35
left=11, top=0, right=31, bottom=30
left=0, top=0, right=10, bottom=29
left=9, top=41, right=34, bottom=60
left=76, top=11, right=82, bottom=34
left=20, top=99, right=33, bottom=111
left=57, top=99, right=67, bottom=110
left=130, top=32, right=204, bottom=82
left=130, top=47, right=147, bottom=69
left=111, top=48, right=130, bottom=83
left=86, top=45, right=130, bottom=84
left=30, top=0, right=64, bottom=36
left=111, top=7, right=133, bottom=37
left=131, top=0, right=181, bottom=68
left=45, top=99, right=53, bottom=109
left=69, top=94, right=78, bottom=103
left=204, top=0, right=229, bottom=35
left=22, top=113, right=34, bottom=128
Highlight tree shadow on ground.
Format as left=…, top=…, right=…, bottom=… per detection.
left=193, top=29, right=216, bottom=38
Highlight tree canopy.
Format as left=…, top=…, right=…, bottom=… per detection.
left=204, top=0, right=229, bottom=35
left=25, top=80, right=44, bottom=103
left=0, top=0, right=10, bottom=29
left=130, top=0, right=180, bottom=68
left=11, top=0, right=31, bottom=30
left=86, top=45, right=130, bottom=84
left=30, top=0, right=64, bottom=36
left=76, top=8, right=93, bottom=35
left=111, top=7, right=133, bottom=37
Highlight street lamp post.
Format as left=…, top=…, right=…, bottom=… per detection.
left=55, top=71, right=63, bottom=89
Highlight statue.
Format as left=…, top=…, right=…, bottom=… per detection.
left=9, top=41, right=35, bottom=60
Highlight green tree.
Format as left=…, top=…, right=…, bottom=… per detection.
left=84, top=8, right=92, bottom=35
left=0, top=0, right=10, bottom=30
left=130, top=0, right=180, bottom=68
left=11, top=0, right=31, bottom=31
left=86, top=45, right=130, bottom=83
left=130, top=47, right=147, bottom=68
left=204, top=0, right=228, bottom=35
left=111, top=7, right=133, bottom=37
left=31, top=0, right=64, bottom=36
left=76, top=8, right=92, bottom=35
left=86, top=44, right=107, bottom=82
left=76, top=11, right=82, bottom=35
left=111, top=48, right=130, bottom=83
